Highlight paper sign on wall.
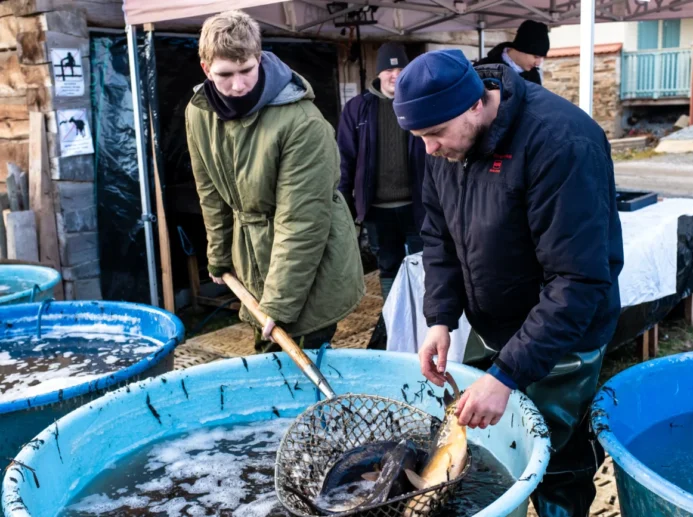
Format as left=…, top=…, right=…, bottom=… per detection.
left=58, top=109, right=94, bottom=157
left=340, top=83, right=358, bottom=109
left=51, top=48, right=85, bottom=97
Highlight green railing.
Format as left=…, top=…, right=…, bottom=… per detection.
left=621, top=48, right=691, bottom=100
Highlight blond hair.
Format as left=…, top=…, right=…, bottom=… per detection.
left=199, top=10, right=262, bottom=64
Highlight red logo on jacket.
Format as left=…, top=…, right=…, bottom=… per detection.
left=490, top=153, right=512, bottom=174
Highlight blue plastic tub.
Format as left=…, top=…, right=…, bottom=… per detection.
left=592, top=352, right=693, bottom=517
left=2, top=350, right=550, bottom=517
left=0, top=301, right=185, bottom=491
left=0, top=265, right=61, bottom=306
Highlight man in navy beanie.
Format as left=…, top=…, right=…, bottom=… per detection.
left=338, top=43, right=426, bottom=304
left=476, top=19, right=550, bottom=85
left=394, top=49, right=624, bottom=516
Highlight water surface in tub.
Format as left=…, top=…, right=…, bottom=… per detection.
left=626, top=411, right=693, bottom=494
left=61, top=419, right=515, bottom=516
left=0, top=335, right=161, bottom=402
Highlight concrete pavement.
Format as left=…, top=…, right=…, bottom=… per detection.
left=614, top=153, right=693, bottom=198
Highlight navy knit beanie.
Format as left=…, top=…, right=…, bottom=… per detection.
left=393, top=49, right=484, bottom=131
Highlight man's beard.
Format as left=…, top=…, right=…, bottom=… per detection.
left=435, top=121, right=487, bottom=163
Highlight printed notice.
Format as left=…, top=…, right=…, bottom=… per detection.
left=51, top=48, right=85, bottom=97
left=58, top=109, right=94, bottom=157
left=340, top=82, right=358, bottom=109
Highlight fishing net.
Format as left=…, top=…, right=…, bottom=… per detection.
left=275, top=394, right=472, bottom=517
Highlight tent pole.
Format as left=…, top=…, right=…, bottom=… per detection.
left=478, top=22, right=486, bottom=60
left=579, top=0, right=595, bottom=116
left=126, top=24, right=160, bottom=307
left=356, top=24, right=366, bottom=92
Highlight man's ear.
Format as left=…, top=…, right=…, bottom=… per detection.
left=471, top=98, right=484, bottom=113
left=200, top=60, right=211, bottom=78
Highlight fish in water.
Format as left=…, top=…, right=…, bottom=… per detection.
left=403, top=372, right=470, bottom=516
left=293, top=439, right=426, bottom=514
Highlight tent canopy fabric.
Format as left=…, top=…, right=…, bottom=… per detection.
left=124, top=0, right=693, bottom=35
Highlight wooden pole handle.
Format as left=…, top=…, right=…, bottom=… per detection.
left=221, top=273, right=336, bottom=399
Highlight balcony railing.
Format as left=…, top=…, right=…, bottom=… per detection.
left=621, top=48, right=692, bottom=100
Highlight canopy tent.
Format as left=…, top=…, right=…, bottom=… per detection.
left=124, top=0, right=693, bottom=32
left=120, top=0, right=687, bottom=306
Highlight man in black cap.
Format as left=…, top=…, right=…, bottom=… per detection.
left=337, top=43, right=426, bottom=302
left=476, top=20, right=550, bottom=85
left=394, top=49, right=624, bottom=516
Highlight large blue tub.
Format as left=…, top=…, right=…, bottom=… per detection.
left=2, top=350, right=550, bottom=517
left=592, top=352, right=693, bottom=516
left=0, top=301, right=185, bottom=490
left=0, top=265, right=61, bottom=306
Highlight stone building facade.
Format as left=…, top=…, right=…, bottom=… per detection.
left=543, top=43, right=623, bottom=139
left=0, top=4, right=101, bottom=300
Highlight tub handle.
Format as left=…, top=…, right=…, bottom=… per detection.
left=36, top=298, right=54, bottom=339
left=29, top=284, right=41, bottom=303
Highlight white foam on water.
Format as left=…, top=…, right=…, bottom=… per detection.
left=146, top=497, right=191, bottom=516
left=0, top=372, right=105, bottom=402
left=0, top=351, right=17, bottom=366
left=65, top=419, right=294, bottom=516
left=45, top=329, right=131, bottom=343
left=0, top=335, right=164, bottom=403
left=234, top=491, right=281, bottom=517
left=65, top=493, right=150, bottom=513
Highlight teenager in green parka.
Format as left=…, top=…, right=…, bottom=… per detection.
left=185, top=10, right=364, bottom=352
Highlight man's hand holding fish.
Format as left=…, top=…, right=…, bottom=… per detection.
left=419, top=325, right=511, bottom=430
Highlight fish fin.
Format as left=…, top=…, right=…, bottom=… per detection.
left=404, top=469, right=428, bottom=491
left=361, top=472, right=380, bottom=482
left=443, top=389, right=454, bottom=407
left=444, top=372, right=460, bottom=399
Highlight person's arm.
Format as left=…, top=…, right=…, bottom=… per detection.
left=186, top=110, right=233, bottom=280
left=492, top=137, right=616, bottom=390
left=421, top=157, right=465, bottom=330
left=258, top=116, right=335, bottom=324
left=336, top=97, right=360, bottom=219
left=418, top=158, right=466, bottom=386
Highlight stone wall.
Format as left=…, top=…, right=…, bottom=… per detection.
left=0, top=2, right=101, bottom=300
left=543, top=51, right=623, bottom=139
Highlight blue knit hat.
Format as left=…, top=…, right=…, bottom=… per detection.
left=393, top=49, right=485, bottom=131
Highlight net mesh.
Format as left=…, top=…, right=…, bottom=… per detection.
left=275, top=394, right=470, bottom=517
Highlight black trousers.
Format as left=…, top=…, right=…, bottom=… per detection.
left=465, top=331, right=607, bottom=517
left=253, top=324, right=338, bottom=354
left=364, top=204, right=423, bottom=280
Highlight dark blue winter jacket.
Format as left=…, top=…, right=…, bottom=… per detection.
left=422, top=64, right=624, bottom=390
left=337, top=79, right=427, bottom=227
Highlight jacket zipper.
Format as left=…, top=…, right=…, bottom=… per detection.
left=460, top=158, right=476, bottom=313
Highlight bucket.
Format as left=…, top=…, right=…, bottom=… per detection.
left=0, top=266, right=61, bottom=306
left=591, top=352, right=693, bottom=516
left=0, top=301, right=185, bottom=487
left=2, top=350, right=550, bottom=517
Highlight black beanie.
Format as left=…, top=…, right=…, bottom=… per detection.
left=376, top=43, right=409, bottom=74
left=512, top=20, right=550, bottom=57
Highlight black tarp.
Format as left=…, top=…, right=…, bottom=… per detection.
left=90, top=33, right=340, bottom=303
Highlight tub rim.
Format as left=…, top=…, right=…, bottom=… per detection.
left=3, top=349, right=552, bottom=517
left=0, top=300, right=185, bottom=414
left=0, top=265, right=62, bottom=305
left=591, top=351, right=693, bottom=513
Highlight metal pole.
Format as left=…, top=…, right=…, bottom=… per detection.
left=579, top=0, right=595, bottom=116
left=689, top=44, right=693, bottom=125
left=356, top=24, right=366, bottom=93
left=126, top=24, right=159, bottom=307
left=478, top=23, right=486, bottom=60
